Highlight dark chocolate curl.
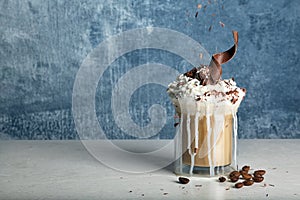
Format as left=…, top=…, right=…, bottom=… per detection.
left=207, top=31, right=239, bottom=84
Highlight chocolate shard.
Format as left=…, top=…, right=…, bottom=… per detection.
left=184, top=67, right=198, bottom=79
left=207, top=31, right=239, bottom=85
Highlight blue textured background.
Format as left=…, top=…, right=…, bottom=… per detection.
left=0, top=0, right=299, bottom=139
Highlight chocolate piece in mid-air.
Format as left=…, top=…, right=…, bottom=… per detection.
left=207, top=31, right=239, bottom=85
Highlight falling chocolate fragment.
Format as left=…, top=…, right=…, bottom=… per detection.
left=219, top=21, right=225, bottom=27
left=208, top=25, right=212, bottom=32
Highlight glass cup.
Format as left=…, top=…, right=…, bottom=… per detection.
left=174, top=97, right=238, bottom=176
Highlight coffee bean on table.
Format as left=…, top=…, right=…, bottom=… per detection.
left=242, top=165, right=250, bottom=172
left=254, top=170, right=266, bottom=177
left=253, top=176, right=264, bottom=183
left=230, top=177, right=239, bottom=183
left=219, top=176, right=226, bottom=182
left=178, top=177, right=190, bottom=184
left=229, top=171, right=240, bottom=178
left=243, top=180, right=254, bottom=186
left=239, top=170, right=245, bottom=175
left=241, top=173, right=252, bottom=180
left=235, top=182, right=244, bottom=189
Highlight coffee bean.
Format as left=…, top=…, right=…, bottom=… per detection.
left=254, top=174, right=262, bottom=178
left=178, top=177, right=190, bottom=184
left=242, top=165, right=250, bottom=172
left=235, top=182, right=244, bottom=189
left=253, top=176, right=264, bottom=183
left=229, top=171, right=240, bottom=179
left=243, top=180, right=254, bottom=186
left=230, top=177, right=239, bottom=183
left=254, top=170, right=266, bottom=177
left=239, top=170, right=247, bottom=176
left=241, top=173, right=252, bottom=180
left=219, top=176, right=226, bottom=182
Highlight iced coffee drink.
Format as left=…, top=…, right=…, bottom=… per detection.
left=167, top=31, right=246, bottom=176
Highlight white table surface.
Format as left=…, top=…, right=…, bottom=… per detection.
left=0, top=140, right=299, bottom=200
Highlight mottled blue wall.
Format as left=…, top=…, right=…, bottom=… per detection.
left=0, top=0, right=299, bottom=139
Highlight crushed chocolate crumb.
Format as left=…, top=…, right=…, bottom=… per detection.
left=195, top=11, right=198, bottom=18
left=219, top=21, right=225, bottom=27
left=210, top=90, right=226, bottom=97
left=262, top=183, right=267, bottom=187
left=184, top=67, right=198, bottom=79
left=226, top=89, right=238, bottom=95
left=199, top=53, right=203, bottom=60
left=231, top=98, right=238, bottom=104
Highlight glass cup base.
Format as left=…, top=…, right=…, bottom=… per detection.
left=174, top=160, right=236, bottom=177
